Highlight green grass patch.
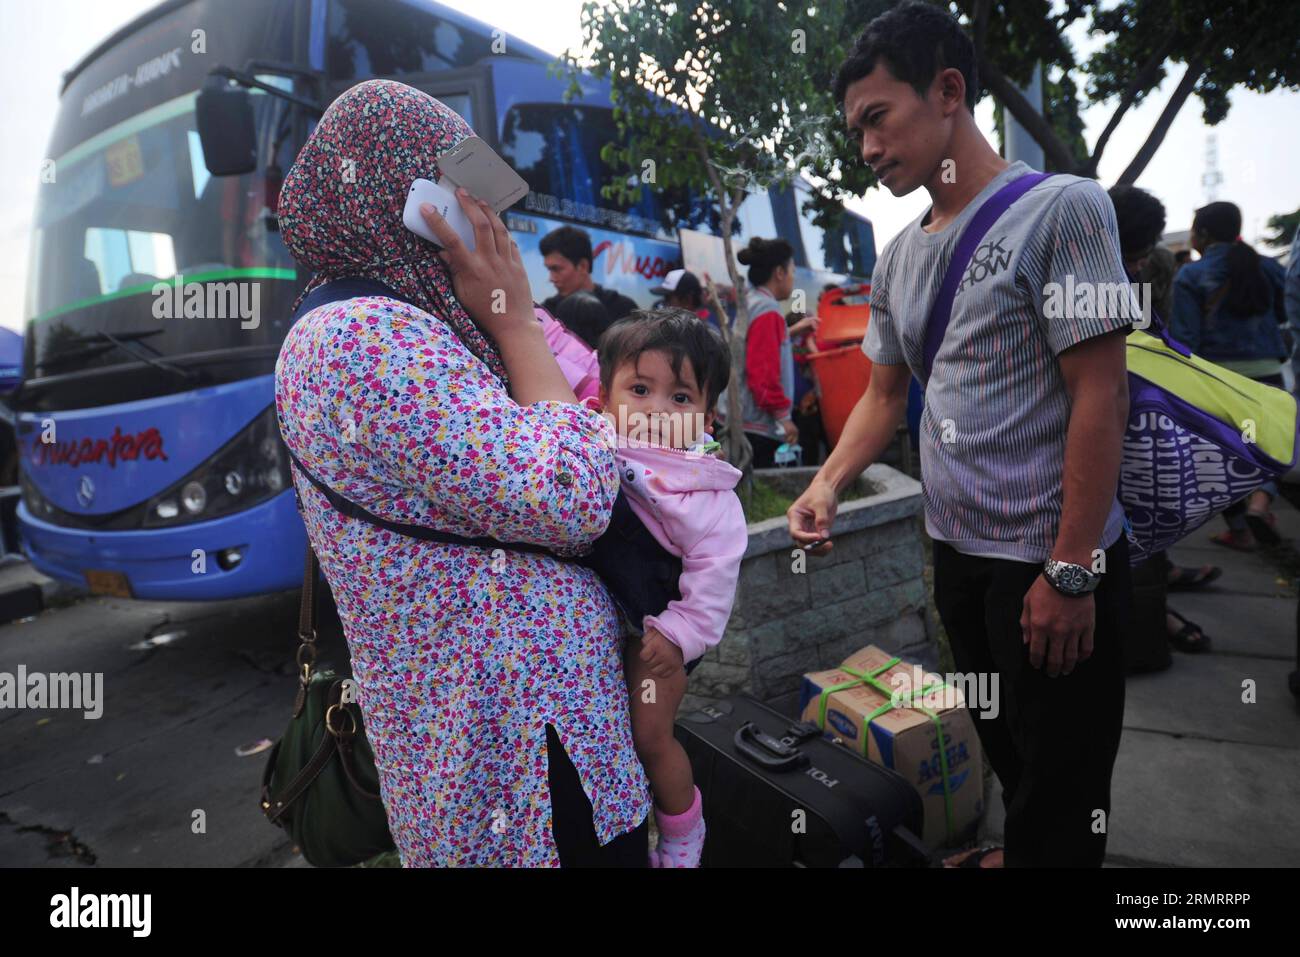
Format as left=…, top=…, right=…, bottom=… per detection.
left=740, top=476, right=869, bottom=525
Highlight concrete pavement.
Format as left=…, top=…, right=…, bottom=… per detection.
left=978, top=495, right=1300, bottom=867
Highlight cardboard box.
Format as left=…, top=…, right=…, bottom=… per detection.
left=798, top=645, right=984, bottom=848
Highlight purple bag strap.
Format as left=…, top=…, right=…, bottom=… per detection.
left=921, top=171, right=1053, bottom=379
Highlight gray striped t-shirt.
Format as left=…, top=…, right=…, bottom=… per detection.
left=864, top=162, right=1132, bottom=563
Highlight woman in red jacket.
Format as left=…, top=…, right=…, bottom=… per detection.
left=738, top=238, right=800, bottom=467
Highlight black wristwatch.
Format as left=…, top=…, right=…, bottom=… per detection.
left=1042, top=558, right=1101, bottom=597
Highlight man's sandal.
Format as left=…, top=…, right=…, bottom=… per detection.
left=1210, top=530, right=1256, bottom=552
left=943, top=845, right=1003, bottom=868
left=1166, top=565, right=1222, bottom=591
left=1167, top=609, right=1212, bottom=653
left=1246, top=510, right=1281, bottom=547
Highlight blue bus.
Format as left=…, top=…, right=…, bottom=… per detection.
left=19, top=0, right=875, bottom=601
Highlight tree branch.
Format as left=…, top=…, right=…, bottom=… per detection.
left=1115, top=56, right=1205, bottom=185
left=1085, top=33, right=1177, bottom=177
left=978, top=54, right=1080, bottom=172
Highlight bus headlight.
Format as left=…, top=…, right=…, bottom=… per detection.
left=20, top=474, right=57, bottom=520
left=142, top=405, right=290, bottom=527
left=181, top=481, right=207, bottom=514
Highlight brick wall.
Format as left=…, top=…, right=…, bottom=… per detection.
left=682, top=464, right=933, bottom=714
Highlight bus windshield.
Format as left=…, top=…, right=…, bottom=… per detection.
left=24, top=85, right=299, bottom=396
left=502, top=102, right=701, bottom=238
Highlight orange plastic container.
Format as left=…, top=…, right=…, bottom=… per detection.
left=815, top=283, right=872, bottom=348
left=808, top=342, right=873, bottom=447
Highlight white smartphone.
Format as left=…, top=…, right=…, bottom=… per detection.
left=402, top=177, right=477, bottom=251
left=436, top=136, right=529, bottom=212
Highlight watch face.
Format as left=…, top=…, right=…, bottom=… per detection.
left=1063, top=566, right=1086, bottom=592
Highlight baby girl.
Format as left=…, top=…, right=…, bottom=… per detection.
left=582, top=308, right=748, bottom=868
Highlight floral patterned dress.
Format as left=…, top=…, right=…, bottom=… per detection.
left=274, top=294, right=651, bottom=866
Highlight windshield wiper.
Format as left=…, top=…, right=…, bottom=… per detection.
left=41, top=330, right=196, bottom=382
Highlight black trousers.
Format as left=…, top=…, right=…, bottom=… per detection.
left=746, top=432, right=782, bottom=469
left=547, top=723, right=648, bottom=867
left=933, top=536, right=1131, bottom=867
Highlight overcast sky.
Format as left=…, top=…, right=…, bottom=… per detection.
left=2, top=0, right=1297, bottom=332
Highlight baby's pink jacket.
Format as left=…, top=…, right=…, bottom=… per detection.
left=615, top=441, right=748, bottom=665
left=537, top=306, right=600, bottom=403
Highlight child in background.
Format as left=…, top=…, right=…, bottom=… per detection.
left=587, top=308, right=748, bottom=868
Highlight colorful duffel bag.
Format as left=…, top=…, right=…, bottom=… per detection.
left=1121, top=323, right=1298, bottom=561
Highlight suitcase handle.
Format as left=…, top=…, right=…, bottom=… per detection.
left=734, top=722, right=809, bottom=772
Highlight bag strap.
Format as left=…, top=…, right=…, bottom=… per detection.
left=291, top=277, right=409, bottom=322
left=286, top=276, right=567, bottom=559
left=285, top=442, right=558, bottom=556
left=291, top=542, right=318, bottom=712
left=921, top=171, right=1053, bottom=380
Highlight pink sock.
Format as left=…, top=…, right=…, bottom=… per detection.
left=650, top=786, right=705, bottom=868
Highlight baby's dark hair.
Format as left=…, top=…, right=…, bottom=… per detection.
left=598, top=308, right=731, bottom=409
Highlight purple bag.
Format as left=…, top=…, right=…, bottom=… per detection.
left=922, top=171, right=1300, bottom=564
left=1120, top=318, right=1298, bottom=560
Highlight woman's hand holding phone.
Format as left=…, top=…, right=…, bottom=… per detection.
left=419, top=188, right=534, bottom=340
left=419, top=189, right=576, bottom=407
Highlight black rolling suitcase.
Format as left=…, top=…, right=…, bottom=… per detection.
left=675, top=696, right=930, bottom=867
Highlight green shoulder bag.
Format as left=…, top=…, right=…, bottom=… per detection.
left=259, top=546, right=396, bottom=867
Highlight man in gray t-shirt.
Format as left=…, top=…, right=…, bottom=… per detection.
left=790, top=2, right=1134, bottom=869
left=864, top=160, right=1134, bottom=563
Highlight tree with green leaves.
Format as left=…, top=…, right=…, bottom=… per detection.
left=1264, top=207, right=1300, bottom=251
left=566, top=0, right=884, bottom=471
left=962, top=0, right=1300, bottom=183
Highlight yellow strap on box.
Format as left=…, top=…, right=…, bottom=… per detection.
left=814, top=657, right=956, bottom=841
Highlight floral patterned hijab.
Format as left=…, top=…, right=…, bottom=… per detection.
left=277, top=79, right=507, bottom=382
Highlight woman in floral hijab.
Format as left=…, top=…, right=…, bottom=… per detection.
left=274, top=79, right=650, bottom=866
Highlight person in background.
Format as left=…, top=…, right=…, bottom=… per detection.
left=540, top=225, right=638, bottom=324
left=1139, top=245, right=1176, bottom=322
left=1284, top=223, right=1300, bottom=702
left=736, top=237, right=800, bottom=467
left=1286, top=222, right=1300, bottom=392
left=1108, top=184, right=1219, bottom=654
left=1171, top=201, right=1290, bottom=550
left=653, top=268, right=715, bottom=327
left=786, top=309, right=827, bottom=464
left=1174, top=248, right=1193, bottom=271
left=553, top=290, right=613, bottom=351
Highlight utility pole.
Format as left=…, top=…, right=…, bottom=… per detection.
left=1201, top=133, right=1223, bottom=204
left=1005, top=63, right=1045, bottom=170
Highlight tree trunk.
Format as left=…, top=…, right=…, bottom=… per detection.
left=1084, top=34, right=1177, bottom=177
left=717, top=203, right=753, bottom=476
left=978, top=54, right=1080, bottom=173
left=696, top=135, right=754, bottom=475
left=1115, top=57, right=1205, bottom=186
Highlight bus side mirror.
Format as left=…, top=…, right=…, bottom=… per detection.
left=196, top=77, right=256, bottom=176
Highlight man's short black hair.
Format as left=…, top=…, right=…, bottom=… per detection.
left=833, top=1, right=978, bottom=113
left=598, top=308, right=731, bottom=410
left=539, top=225, right=594, bottom=270
left=1107, top=185, right=1167, bottom=260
